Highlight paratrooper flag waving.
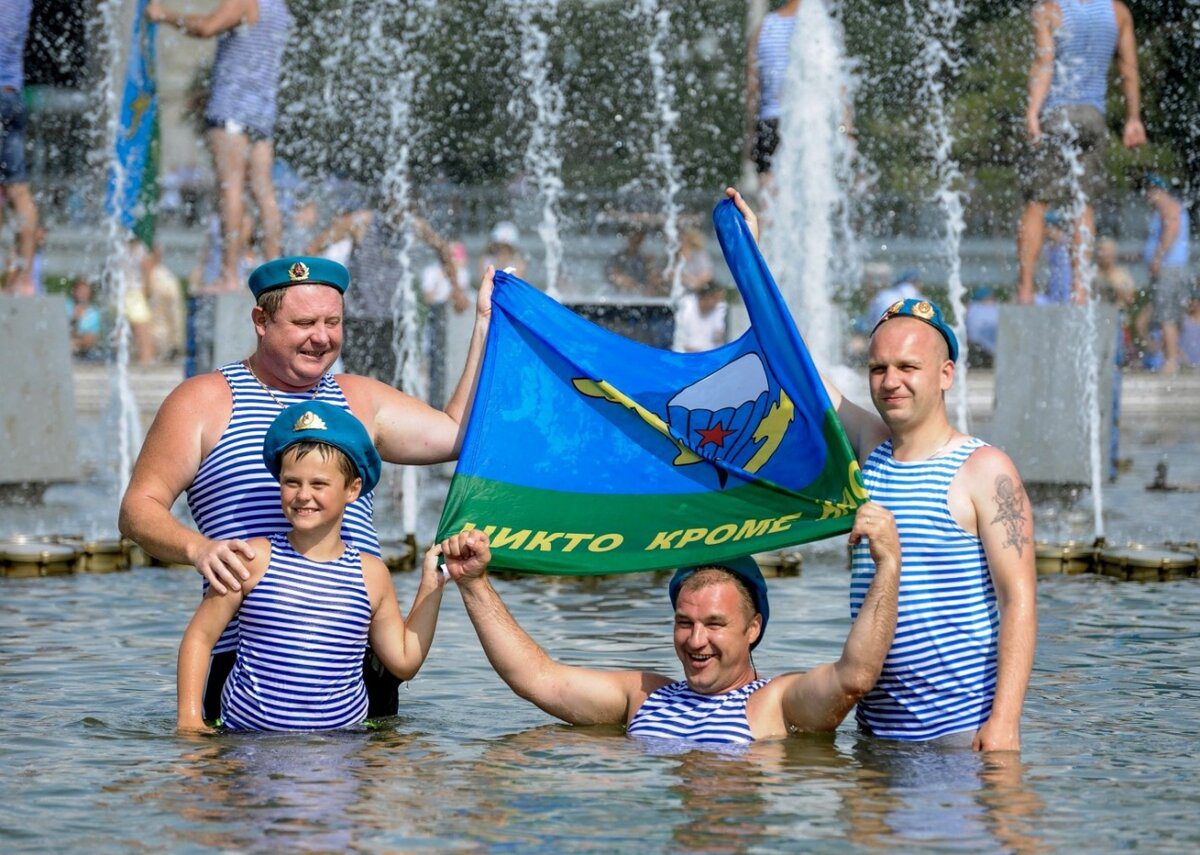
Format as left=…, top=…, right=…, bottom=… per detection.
left=435, top=197, right=866, bottom=574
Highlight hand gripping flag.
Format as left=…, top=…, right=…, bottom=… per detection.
left=106, top=0, right=160, bottom=247
left=436, top=198, right=867, bottom=574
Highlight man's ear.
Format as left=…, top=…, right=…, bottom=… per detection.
left=251, top=305, right=268, bottom=337
left=748, top=614, right=763, bottom=647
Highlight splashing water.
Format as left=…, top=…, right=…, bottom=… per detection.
left=766, top=0, right=861, bottom=373
left=639, top=0, right=684, bottom=304
left=97, top=0, right=142, bottom=492
left=514, top=0, right=565, bottom=299
left=380, top=1, right=436, bottom=539
left=1052, top=117, right=1104, bottom=540
left=904, top=0, right=970, bottom=432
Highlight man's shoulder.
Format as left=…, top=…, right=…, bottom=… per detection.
left=160, top=371, right=232, bottom=417
left=958, top=441, right=1023, bottom=488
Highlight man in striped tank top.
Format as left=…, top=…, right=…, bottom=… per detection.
left=121, top=255, right=493, bottom=719
left=728, top=188, right=1036, bottom=750
left=436, top=517, right=901, bottom=746
left=1015, top=1, right=1146, bottom=304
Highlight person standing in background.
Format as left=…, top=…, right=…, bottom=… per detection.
left=1137, top=174, right=1190, bottom=375
left=1015, top=0, right=1145, bottom=304
left=0, top=0, right=40, bottom=295
left=744, top=0, right=799, bottom=186
left=147, top=0, right=293, bottom=292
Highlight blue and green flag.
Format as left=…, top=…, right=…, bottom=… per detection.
left=106, top=0, right=159, bottom=247
left=436, top=198, right=867, bottom=574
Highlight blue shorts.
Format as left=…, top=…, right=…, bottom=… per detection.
left=0, top=88, right=29, bottom=185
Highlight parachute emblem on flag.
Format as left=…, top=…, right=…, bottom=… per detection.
left=571, top=352, right=794, bottom=486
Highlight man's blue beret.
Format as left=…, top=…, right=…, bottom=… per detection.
left=263, top=401, right=381, bottom=494
left=669, top=556, right=770, bottom=650
left=872, top=297, right=960, bottom=363
left=248, top=256, right=350, bottom=299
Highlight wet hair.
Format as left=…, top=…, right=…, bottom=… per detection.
left=677, top=566, right=758, bottom=624
left=280, top=441, right=358, bottom=486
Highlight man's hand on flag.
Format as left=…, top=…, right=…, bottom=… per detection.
left=725, top=186, right=759, bottom=245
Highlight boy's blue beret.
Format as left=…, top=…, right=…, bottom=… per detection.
left=248, top=256, right=350, bottom=299
left=669, top=556, right=770, bottom=650
left=872, top=297, right=960, bottom=363
left=262, top=401, right=381, bottom=494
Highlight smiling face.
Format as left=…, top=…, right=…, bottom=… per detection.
left=868, top=318, right=954, bottom=433
left=253, top=284, right=344, bottom=389
left=278, top=445, right=361, bottom=534
left=673, top=576, right=761, bottom=696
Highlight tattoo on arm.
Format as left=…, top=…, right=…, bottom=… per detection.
left=991, top=475, right=1030, bottom=557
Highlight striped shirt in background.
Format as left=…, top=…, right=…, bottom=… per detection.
left=205, top=0, right=294, bottom=138
left=628, top=679, right=769, bottom=745
left=850, top=438, right=997, bottom=741
left=221, top=534, right=371, bottom=731
left=755, top=12, right=797, bottom=121
left=1043, top=0, right=1117, bottom=114
left=188, top=361, right=380, bottom=654
left=0, top=0, right=31, bottom=90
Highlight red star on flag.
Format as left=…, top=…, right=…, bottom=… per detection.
left=696, top=421, right=735, bottom=448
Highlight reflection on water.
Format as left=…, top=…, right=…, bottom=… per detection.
left=2, top=556, right=1199, bottom=851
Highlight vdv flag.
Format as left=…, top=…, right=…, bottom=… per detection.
left=436, top=197, right=867, bottom=574
left=106, top=0, right=160, bottom=247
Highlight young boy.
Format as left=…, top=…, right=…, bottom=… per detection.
left=177, top=401, right=446, bottom=732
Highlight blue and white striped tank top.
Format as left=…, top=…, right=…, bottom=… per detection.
left=205, top=0, right=294, bottom=137
left=221, top=534, right=371, bottom=731
left=627, top=679, right=769, bottom=745
left=755, top=12, right=796, bottom=121
left=188, top=361, right=379, bottom=654
left=1044, top=0, right=1117, bottom=114
left=850, top=438, right=997, bottom=741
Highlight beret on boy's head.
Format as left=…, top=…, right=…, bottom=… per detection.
left=872, top=297, right=960, bottom=363
left=262, top=401, right=381, bottom=494
left=248, top=256, right=350, bottom=299
left=669, top=556, right=770, bottom=650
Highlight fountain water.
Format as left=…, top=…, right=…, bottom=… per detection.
left=1054, top=123, right=1105, bottom=540
left=765, top=0, right=862, bottom=382
left=639, top=0, right=684, bottom=305
left=514, top=0, right=566, bottom=299
left=903, top=0, right=970, bottom=432
left=97, top=0, right=145, bottom=493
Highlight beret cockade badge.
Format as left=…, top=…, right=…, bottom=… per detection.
left=293, top=410, right=327, bottom=432
left=288, top=261, right=310, bottom=282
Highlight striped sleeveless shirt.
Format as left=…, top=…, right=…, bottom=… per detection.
left=205, top=0, right=294, bottom=137
left=1043, top=0, right=1117, bottom=114
left=755, top=12, right=796, bottom=121
left=850, top=438, right=997, bottom=741
left=188, top=361, right=380, bottom=654
left=221, top=534, right=371, bottom=731
left=627, top=679, right=769, bottom=745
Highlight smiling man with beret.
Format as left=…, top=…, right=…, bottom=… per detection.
left=120, top=254, right=496, bottom=718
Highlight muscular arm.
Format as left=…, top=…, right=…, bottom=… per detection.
left=363, top=549, right=445, bottom=681
left=1026, top=2, right=1057, bottom=140
left=1114, top=2, right=1146, bottom=148
left=776, top=503, right=900, bottom=733
left=118, top=375, right=256, bottom=593
left=147, top=0, right=255, bottom=38
left=966, top=449, right=1037, bottom=751
left=341, top=268, right=493, bottom=464
left=443, top=532, right=660, bottom=726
